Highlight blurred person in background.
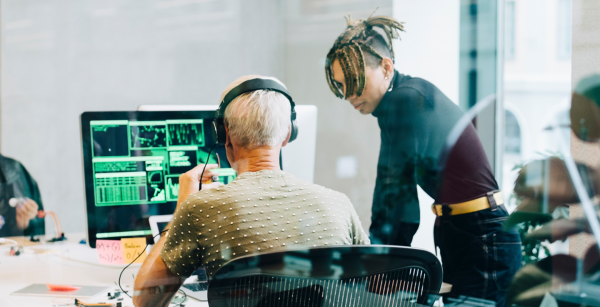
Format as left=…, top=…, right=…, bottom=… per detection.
left=0, top=154, right=44, bottom=237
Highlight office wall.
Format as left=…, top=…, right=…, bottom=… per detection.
left=570, top=0, right=600, bottom=258
left=283, top=0, right=393, bottom=233
left=572, top=0, right=600, bottom=84
left=1, top=0, right=460, bottom=249
left=1, top=0, right=284, bottom=233
left=392, top=0, right=460, bottom=254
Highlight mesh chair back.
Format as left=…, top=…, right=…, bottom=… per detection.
left=208, top=245, right=442, bottom=307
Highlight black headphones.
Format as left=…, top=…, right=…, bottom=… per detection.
left=212, top=78, right=299, bottom=145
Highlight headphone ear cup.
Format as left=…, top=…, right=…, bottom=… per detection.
left=289, top=119, right=299, bottom=143
left=212, top=119, right=227, bottom=145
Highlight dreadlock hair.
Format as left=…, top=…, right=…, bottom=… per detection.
left=325, top=14, right=405, bottom=99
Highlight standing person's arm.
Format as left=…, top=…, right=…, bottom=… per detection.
left=370, top=88, right=430, bottom=245
left=371, top=158, right=419, bottom=244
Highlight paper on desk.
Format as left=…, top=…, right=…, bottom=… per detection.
left=96, top=240, right=125, bottom=264
left=121, top=237, right=147, bottom=264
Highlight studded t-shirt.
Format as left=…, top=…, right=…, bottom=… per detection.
left=160, top=169, right=369, bottom=278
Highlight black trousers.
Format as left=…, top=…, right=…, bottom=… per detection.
left=434, top=205, right=522, bottom=307
left=370, top=204, right=522, bottom=306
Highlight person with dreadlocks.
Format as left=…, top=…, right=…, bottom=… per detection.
left=325, top=14, right=522, bottom=306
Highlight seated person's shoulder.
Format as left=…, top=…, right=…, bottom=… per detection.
left=304, top=182, right=352, bottom=205
left=317, top=185, right=349, bottom=200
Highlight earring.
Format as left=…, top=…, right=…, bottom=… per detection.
left=384, top=76, right=388, bottom=80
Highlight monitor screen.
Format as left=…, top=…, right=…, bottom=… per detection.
left=156, top=221, right=170, bottom=233
left=80, top=111, right=235, bottom=248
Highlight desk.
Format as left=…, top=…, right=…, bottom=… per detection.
left=0, top=233, right=206, bottom=307
left=1, top=234, right=451, bottom=306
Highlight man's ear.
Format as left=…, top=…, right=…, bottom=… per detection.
left=281, top=126, right=292, bottom=148
left=381, top=57, right=394, bottom=76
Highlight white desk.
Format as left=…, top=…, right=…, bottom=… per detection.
left=0, top=233, right=207, bottom=307
left=1, top=234, right=452, bottom=306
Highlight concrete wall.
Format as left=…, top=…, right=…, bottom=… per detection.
left=572, top=0, right=600, bottom=84
left=1, top=0, right=284, bottom=233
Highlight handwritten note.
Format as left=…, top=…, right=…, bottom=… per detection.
left=96, top=240, right=124, bottom=264
left=121, top=237, right=147, bottom=264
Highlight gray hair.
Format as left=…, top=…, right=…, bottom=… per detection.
left=221, top=75, right=291, bottom=148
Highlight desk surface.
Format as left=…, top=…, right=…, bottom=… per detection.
left=1, top=234, right=451, bottom=307
left=0, top=233, right=205, bottom=307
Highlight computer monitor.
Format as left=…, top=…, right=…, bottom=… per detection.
left=149, top=214, right=172, bottom=244
left=80, top=111, right=235, bottom=248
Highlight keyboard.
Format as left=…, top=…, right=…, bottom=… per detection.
left=182, top=282, right=208, bottom=292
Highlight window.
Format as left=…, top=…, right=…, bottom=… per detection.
left=505, top=0, right=516, bottom=60
left=557, top=0, right=572, bottom=60
left=504, top=110, right=521, bottom=154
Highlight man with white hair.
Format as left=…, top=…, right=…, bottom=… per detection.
left=133, top=75, right=369, bottom=306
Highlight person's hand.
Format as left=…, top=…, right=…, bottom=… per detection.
left=179, top=163, right=219, bottom=191
left=16, top=198, right=39, bottom=230
left=177, top=164, right=221, bottom=205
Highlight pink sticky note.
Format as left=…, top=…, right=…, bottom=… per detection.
left=96, top=239, right=125, bottom=264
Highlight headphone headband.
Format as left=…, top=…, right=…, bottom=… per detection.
left=212, top=78, right=299, bottom=145
left=217, top=78, right=296, bottom=120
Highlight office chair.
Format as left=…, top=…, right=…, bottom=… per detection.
left=207, top=245, right=442, bottom=307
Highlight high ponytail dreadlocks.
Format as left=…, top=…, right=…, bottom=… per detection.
left=325, top=14, right=405, bottom=99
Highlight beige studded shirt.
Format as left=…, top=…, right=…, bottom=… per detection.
left=160, top=169, right=369, bottom=278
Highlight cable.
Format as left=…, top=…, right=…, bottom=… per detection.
left=199, top=143, right=218, bottom=191
left=52, top=212, right=63, bottom=237
left=119, top=229, right=168, bottom=298
left=178, top=288, right=188, bottom=303
left=0, top=238, right=18, bottom=245
left=48, top=211, right=62, bottom=238
left=118, top=229, right=190, bottom=306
